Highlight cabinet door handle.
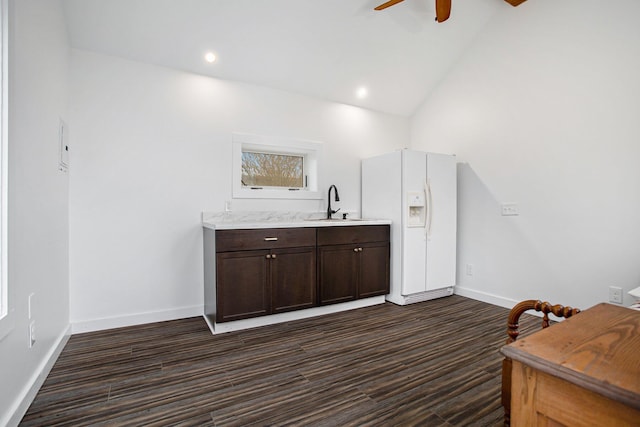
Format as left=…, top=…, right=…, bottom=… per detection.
left=266, top=254, right=272, bottom=259
left=264, top=237, right=278, bottom=241
left=359, top=247, right=363, bottom=252
left=353, top=248, right=359, bottom=253
left=272, top=254, right=277, bottom=259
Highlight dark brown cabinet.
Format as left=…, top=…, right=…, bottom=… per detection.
left=317, top=225, right=390, bottom=305
left=317, top=245, right=358, bottom=304
left=357, top=242, right=391, bottom=298
left=215, top=228, right=316, bottom=322
left=270, top=246, right=316, bottom=314
left=216, top=249, right=270, bottom=322
left=206, top=224, right=390, bottom=324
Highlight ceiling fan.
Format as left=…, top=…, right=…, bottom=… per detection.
left=374, top=0, right=527, bottom=23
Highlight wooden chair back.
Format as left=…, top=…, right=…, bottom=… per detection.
left=501, top=299, right=580, bottom=426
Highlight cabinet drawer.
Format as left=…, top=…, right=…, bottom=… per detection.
left=317, top=225, right=389, bottom=246
left=216, top=227, right=316, bottom=252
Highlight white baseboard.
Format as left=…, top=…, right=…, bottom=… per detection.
left=454, top=286, right=519, bottom=309
left=4, top=324, right=71, bottom=427
left=386, top=287, right=454, bottom=306
left=207, top=296, right=386, bottom=334
left=456, top=287, right=579, bottom=322
left=71, top=305, right=203, bottom=334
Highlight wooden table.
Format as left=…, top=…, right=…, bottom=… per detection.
left=501, top=303, right=640, bottom=426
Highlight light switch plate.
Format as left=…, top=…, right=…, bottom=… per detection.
left=501, top=202, right=519, bottom=216
left=28, top=292, right=34, bottom=320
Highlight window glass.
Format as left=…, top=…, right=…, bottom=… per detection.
left=241, top=151, right=304, bottom=189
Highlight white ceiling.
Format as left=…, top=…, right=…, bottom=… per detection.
left=62, top=0, right=520, bottom=117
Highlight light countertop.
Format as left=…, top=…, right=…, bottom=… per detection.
left=202, top=211, right=391, bottom=230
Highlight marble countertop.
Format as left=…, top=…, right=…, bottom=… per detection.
left=202, top=211, right=391, bottom=230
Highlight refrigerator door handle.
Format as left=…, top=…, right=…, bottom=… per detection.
left=424, top=179, right=433, bottom=240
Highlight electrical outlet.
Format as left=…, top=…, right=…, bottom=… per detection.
left=609, top=286, right=623, bottom=304
left=466, top=264, right=474, bottom=276
left=501, top=202, right=519, bottom=216
left=29, top=321, right=36, bottom=348
left=224, top=200, right=232, bottom=212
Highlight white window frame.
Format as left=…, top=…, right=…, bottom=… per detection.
left=0, top=0, right=11, bottom=340
left=232, top=133, right=322, bottom=200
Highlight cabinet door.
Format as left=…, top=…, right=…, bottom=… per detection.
left=271, top=247, right=317, bottom=314
left=216, top=250, right=270, bottom=322
left=318, top=245, right=358, bottom=305
left=358, top=242, right=390, bottom=298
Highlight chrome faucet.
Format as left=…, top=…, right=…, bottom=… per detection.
left=327, top=185, right=340, bottom=219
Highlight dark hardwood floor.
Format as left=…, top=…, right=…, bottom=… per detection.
left=20, top=296, right=540, bottom=426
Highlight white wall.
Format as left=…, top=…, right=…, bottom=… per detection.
left=0, top=0, right=70, bottom=425
left=411, top=0, right=640, bottom=310
left=68, top=50, right=408, bottom=331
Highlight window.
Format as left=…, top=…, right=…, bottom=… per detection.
left=242, top=151, right=304, bottom=189
left=232, top=133, right=322, bottom=200
left=0, top=0, right=10, bottom=338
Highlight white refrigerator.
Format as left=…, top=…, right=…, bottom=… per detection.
left=362, top=150, right=457, bottom=305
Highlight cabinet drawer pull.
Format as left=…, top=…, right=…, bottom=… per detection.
left=264, top=237, right=278, bottom=241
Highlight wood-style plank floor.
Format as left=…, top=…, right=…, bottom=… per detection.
left=20, top=296, right=540, bottom=426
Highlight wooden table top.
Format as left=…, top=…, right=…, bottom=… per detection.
left=501, top=303, right=640, bottom=410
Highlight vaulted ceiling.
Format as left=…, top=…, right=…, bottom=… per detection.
left=62, top=0, right=526, bottom=116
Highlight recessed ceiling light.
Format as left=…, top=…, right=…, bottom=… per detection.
left=356, top=87, right=368, bottom=99
left=204, top=52, right=217, bottom=63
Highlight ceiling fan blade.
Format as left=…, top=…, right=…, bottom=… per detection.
left=504, top=0, right=527, bottom=5
left=435, top=0, right=451, bottom=22
left=374, top=0, right=405, bottom=11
